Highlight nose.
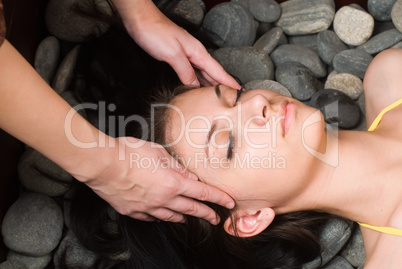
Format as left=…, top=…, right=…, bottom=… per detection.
left=241, top=94, right=270, bottom=126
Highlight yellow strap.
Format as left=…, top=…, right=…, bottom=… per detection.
left=358, top=222, right=402, bottom=236
left=368, top=98, right=402, bottom=131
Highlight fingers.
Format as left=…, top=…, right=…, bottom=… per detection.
left=180, top=179, right=235, bottom=210
left=129, top=212, right=157, bottom=222
left=147, top=208, right=186, bottom=223
left=167, top=196, right=221, bottom=225
left=166, top=49, right=200, bottom=86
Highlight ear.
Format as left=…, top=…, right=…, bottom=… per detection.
left=223, top=208, right=275, bottom=237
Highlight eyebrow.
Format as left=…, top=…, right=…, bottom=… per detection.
left=205, top=85, right=222, bottom=157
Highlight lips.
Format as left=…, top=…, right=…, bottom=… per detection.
left=283, top=102, right=296, bottom=136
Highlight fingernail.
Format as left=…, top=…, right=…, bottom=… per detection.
left=210, top=219, right=218, bottom=225
left=191, top=80, right=199, bottom=87
left=226, top=202, right=235, bottom=209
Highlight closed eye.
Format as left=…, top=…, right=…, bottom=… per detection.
left=234, top=87, right=244, bottom=106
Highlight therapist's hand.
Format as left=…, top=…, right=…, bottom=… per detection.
left=111, top=0, right=240, bottom=88
left=83, top=137, right=235, bottom=224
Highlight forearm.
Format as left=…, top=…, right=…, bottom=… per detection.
left=0, top=40, right=114, bottom=182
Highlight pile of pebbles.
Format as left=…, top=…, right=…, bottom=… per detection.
left=2, top=0, right=402, bottom=268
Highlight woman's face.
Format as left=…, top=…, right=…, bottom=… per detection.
left=166, top=85, right=326, bottom=208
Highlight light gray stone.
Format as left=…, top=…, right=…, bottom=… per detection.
left=45, top=0, right=112, bottom=42
left=271, top=44, right=327, bottom=78
left=52, top=45, right=81, bottom=94
left=7, top=251, right=52, bottom=269
left=392, top=41, right=402, bottom=48
left=253, top=27, right=287, bottom=54
left=244, top=80, right=292, bottom=97
left=358, top=29, right=402, bottom=55
left=324, top=73, right=363, bottom=100
left=248, top=0, right=281, bottom=23
left=53, top=230, right=98, bottom=268
left=391, top=0, right=402, bottom=33
left=275, top=0, right=335, bottom=35
left=34, top=36, right=60, bottom=85
left=317, top=30, right=348, bottom=65
left=333, top=49, right=373, bottom=79
left=211, top=47, right=274, bottom=84
left=275, top=62, right=318, bottom=100
left=333, top=6, right=375, bottom=46
left=18, top=148, right=73, bottom=197
left=2, top=192, right=64, bottom=256
left=341, top=227, right=366, bottom=267
left=368, top=0, right=397, bottom=21
left=203, top=2, right=256, bottom=47
left=321, top=256, right=353, bottom=269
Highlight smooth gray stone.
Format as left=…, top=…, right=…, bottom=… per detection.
left=368, top=0, right=397, bottom=21
left=0, top=261, right=27, bottom=269
left=317, top=30, right=348, bottom=65
left=275, top=62, right=318, bottom=101
left=271, top=44, right=327, bottom=78
left=2, top=192, right=64, bottom=256
left=288, top=34, right=318, bottom=49
left=52, top=45, right=81, bottom=94
left=34, top=36, right=60, bottom=85
left=231, top=0, right=249, bottom=9
left=324, top=73, right=363, bottom=100
left=392, top=0, right=402, bottom=33
left=358, top=29, right=402, bottom=54
left=45, top=0, right=112, bottom=42
left=303, top=217, right=353, bottom=269
left=392, top=41, right=402, bottom=48
left=357, top=93, right=366, bottom=117
left=7, top=251, right=52, bottom=269
left=310, top=89, right=361, bottom=129
left=253, top=27, right=287, bottom=54
left=244, top=80, right=292, bottom=97
left=321, top=256, right=354, bottom=269
left=174, top=0, right=204, bottom=26
left=211, top=47, right=274, bottom=84
left=275, top=0, right=335, bottom=35
left=203, top=3, right=256, bottom=47
left=53, top=230, right=98, bottom=268
left=18, top=148, right=73, bottom=197
left=333, top=49, right=373, bottom=79
left=248, top=0, right=281, bottom=23
left=341, top=227, right=366, bottom=267
left=333, top=6, right=375, bottom=46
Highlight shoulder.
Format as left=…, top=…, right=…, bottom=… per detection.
left=363, top=49, right=402, bottom=126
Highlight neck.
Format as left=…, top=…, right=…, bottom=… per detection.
left=277, top=130, right=402, bottom=226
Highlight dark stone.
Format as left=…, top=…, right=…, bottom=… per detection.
left=157, top=0, right=205, bottom=27
left=368, top=0, right=397, bottom=21
left=248, top=0, right=281, bottom=23
left=310, top=89, right=361, bottom=129
left=34, top=36, right=60, bottom=85
left=340, top=227, right=366, bottom=267
left=288, top=34, right=318, bottom=50
left=333, top=49, right=373, bottom=79
left=317, top=30, right=348, bottom=65
left=203, top=2, right=256, bottom=47
left=302, top=217, right=353, bottom=268
left=275, top=62, right=318, bottom=101
left=253, top=27, right=287, bottom=54
left=53, top=230, right=98, bottom=268
left=358, top=29, right=402, bottom=55
left=0, top=260, right=27, bottom=269
left=52, top=45, right=81, bottom=94
left=373, top=21, right=397, bottom=36
left=211, top=47, right=274, bottom=84
left=1, top=192, right=64, bottom=256
left=18, top=148, right=73, bottom=197
left=45, top=0, right=112, bottom=42
left=271, top=44, right=327, bottom=78
left=7, top=251, right=52, bottom=269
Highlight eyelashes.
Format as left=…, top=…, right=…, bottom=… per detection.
left=228, top=87, right=244, bottom=160
left=234, top=86, right=244, bottom=106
